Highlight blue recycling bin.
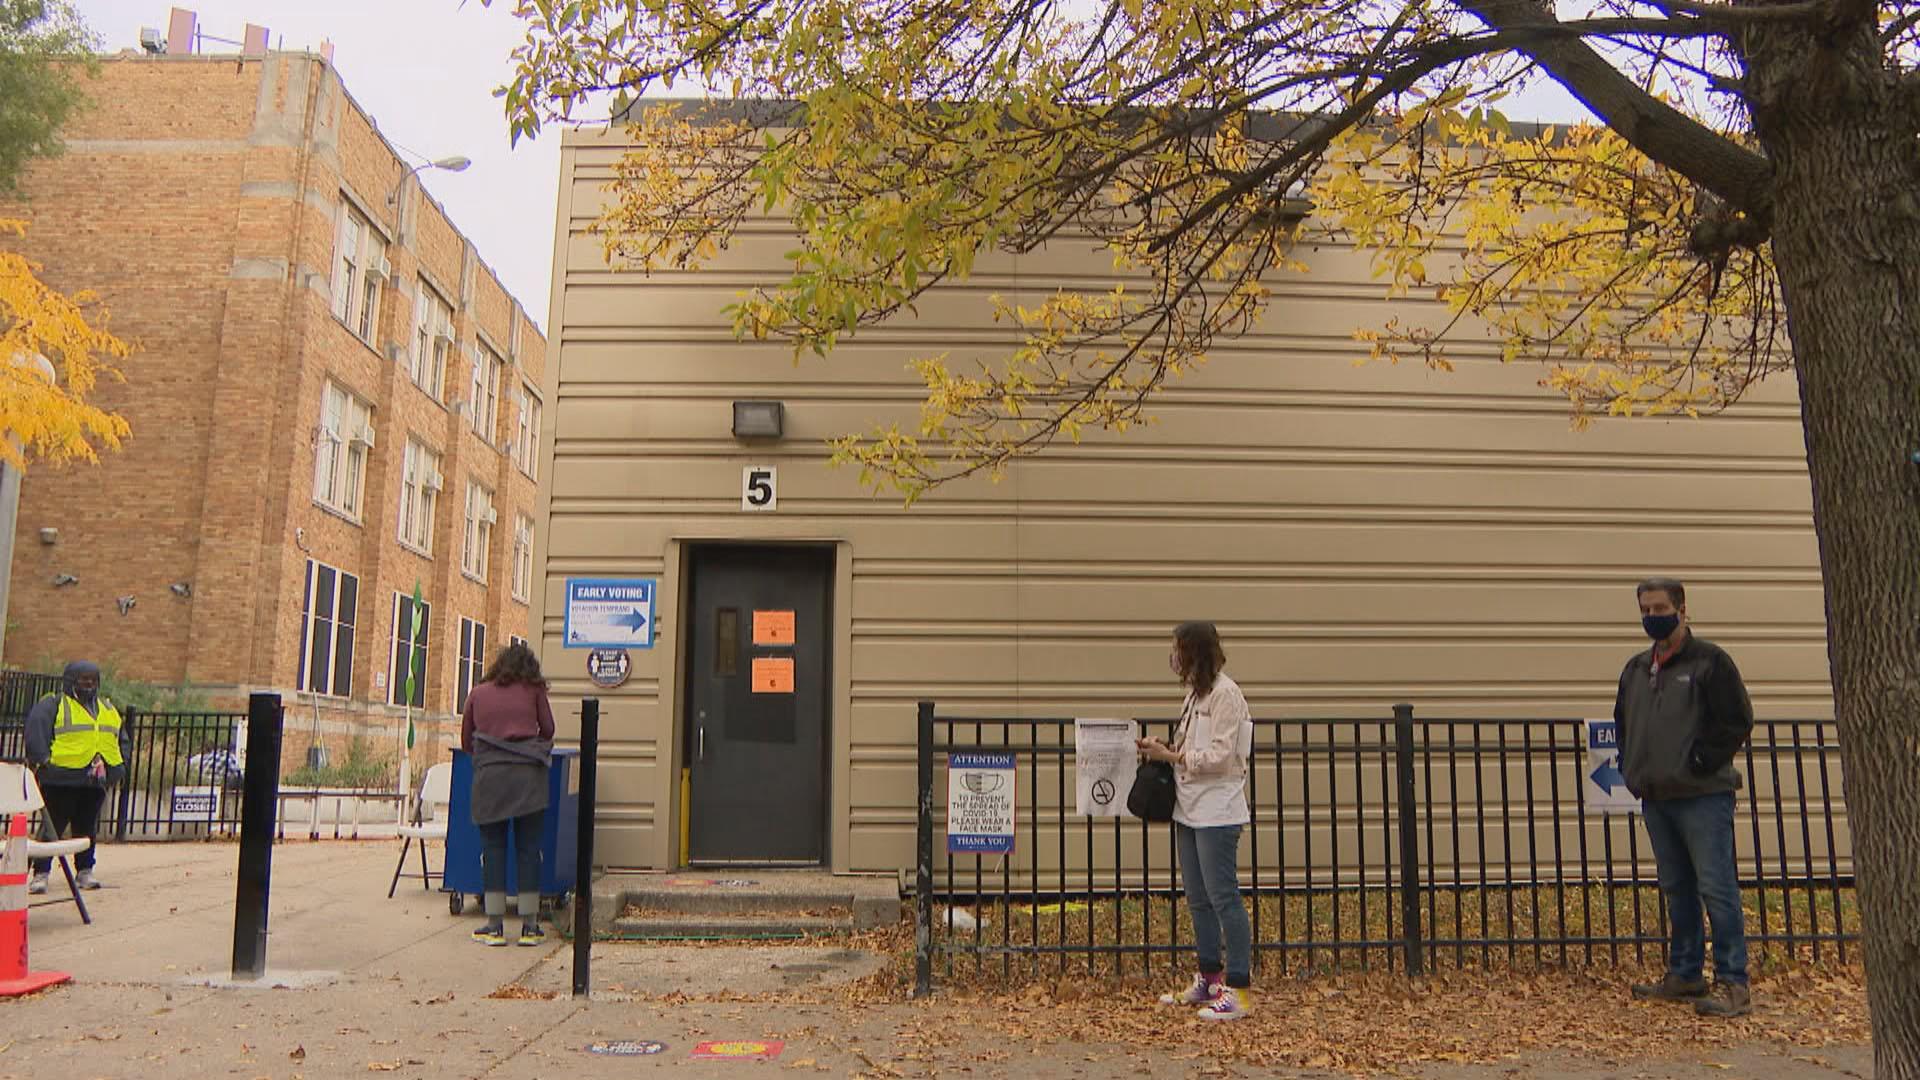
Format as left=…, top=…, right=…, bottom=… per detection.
left=442, top=747, right=579, bottom=916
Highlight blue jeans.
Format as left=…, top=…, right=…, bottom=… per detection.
left=1174, top=822, right=1251, bottom=988
left=1641, top=792, right=1747, bottom=985
left=479, top=809, right=544, bottom=898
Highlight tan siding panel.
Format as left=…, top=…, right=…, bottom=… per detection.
left=545, top=126, right=1833, bottom=872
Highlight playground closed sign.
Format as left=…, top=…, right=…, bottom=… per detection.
left=170, top=786, right=218, bottom=822
left=947, top=752, right=1016, bottom=854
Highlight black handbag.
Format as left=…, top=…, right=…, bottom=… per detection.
left=1127, top=759, right=1176, bottom=822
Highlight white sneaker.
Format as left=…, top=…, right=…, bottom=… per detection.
left=75, top=869, right=101, bottom=890
left=1198, top=986, right=1251, bottom=1021
left=1159, top=974, right=1223, bottom=1006
left=26, top=872, right=48, bottom=895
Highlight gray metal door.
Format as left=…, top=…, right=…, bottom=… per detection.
left=685, top=545, right=832, bottom=864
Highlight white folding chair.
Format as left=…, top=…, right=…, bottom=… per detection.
left=0, top=763, right=93, bottom=924
left=387, top=761, right=453, bottom=898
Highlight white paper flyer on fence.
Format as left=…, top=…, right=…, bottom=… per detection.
left=1074, top=718, right=1138, bottom=817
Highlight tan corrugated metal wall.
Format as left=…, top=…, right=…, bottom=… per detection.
left=536, top=126, right=1833, bottom=873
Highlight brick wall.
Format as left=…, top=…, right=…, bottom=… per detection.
left=2, top=53, right=543, bottom=745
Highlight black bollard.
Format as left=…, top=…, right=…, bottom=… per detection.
left=232, top=692, right=284, bottom=980
left=571, top=698, right=599, bottom=999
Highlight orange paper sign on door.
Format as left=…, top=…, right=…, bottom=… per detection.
left=753, top=610, right=795, bottom=645
left=751, top=657, right=795, bottom=694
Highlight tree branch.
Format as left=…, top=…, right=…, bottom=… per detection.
left=1645, top=0, right=1828, bottom=22
left=1456, top=0, right=1774, bottom=226
left=1144, top=15, right=1717, bottom=256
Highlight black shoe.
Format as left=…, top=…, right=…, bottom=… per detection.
left=517, top=925, right=546, bottom=947
left=471, top=924, right=509, bottom=947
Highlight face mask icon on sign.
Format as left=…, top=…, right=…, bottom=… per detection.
left=963, top=773, right=1005, bottom=796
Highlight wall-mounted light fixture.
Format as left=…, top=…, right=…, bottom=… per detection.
left=51, top=573, right=77, bottom=587
left=37, top=527, right=56, bottom=545
left=732, top=400, right=785, bottom=440
left=116, top=595, right=136, bottom=616
left=170, top=582, right=193, bottom=599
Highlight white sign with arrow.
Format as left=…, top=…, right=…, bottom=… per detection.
left=564, top=577, right=657, bottom=649
left=1582, top=718, right=1641, bottom=815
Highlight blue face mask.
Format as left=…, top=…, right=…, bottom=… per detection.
left=1642, top=614, right=1681, bottom=641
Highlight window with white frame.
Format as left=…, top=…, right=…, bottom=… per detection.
left=456, top=616, right=487, bottom=712
left=396, top=439, right=441, bottom=553
left=471, top=343, right=504, bottom=442
left=389, top=592, right=430, bottom=708
left=513, top=383, right=541, bottom=479
left=462, top=479, right=495, bottom=579
left=296, top=559, right=358, bottom=698
left=511, top=513, right=533, bottom=603
left=313, top=380, right=373, bottom=519
left=409, top=281, right=453, bottom=400
left=331, top=201, right=386, bottom=343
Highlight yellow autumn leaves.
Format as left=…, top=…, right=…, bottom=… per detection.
left=1315, top=105, right=1779, bottom=426
left=0, top=218, right=130, bottom=470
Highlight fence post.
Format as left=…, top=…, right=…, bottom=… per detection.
left=571, top=698, right=599, bottom=1000
left=114, top=707, right=136, bottom=841
left=232, top=692, right=283, bottom=980
left=914, top=700, right=934, bottom=998
left=1393, top=702, right=1424, bottom=977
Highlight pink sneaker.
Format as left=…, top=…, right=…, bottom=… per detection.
left=1198, top=986, right=1250, bottom=1021
left=1159, top=973, right=1223, bottom=1006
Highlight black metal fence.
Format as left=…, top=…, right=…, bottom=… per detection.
left=0, top=671, right=415, bottom=841
left=109, top=710, right=248, bottom=839
left=914, top=702, right=1856, bottom=992
left=0, top=670, right=67, bottom=758
left=1, top=701, right=249, bottom=839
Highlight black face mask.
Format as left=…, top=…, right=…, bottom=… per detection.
left=1642, top=614, right=1681, bottom=641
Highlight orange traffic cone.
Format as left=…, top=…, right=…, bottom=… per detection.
left=0, top=812, right=71, bottom=996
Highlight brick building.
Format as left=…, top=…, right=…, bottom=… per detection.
left=0, top=38, right=546, bottom=752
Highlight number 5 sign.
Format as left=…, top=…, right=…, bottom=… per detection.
left=742, top=465, right=777, bottom=511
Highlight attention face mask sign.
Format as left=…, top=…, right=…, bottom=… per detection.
left=946, top=752, right=1016, bottom=854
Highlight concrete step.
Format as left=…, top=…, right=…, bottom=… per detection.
left=608, top=913, right=851, bottom=940
left=612, top=870, right=901, bottom=931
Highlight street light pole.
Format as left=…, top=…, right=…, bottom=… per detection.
left=386, top=155, right=472, bottom=210
left=0, top=351, right=59, bottom=663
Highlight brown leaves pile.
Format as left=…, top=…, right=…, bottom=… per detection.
left=484, top=985, right=559, bottom=1001
left=920, top=964, right=1868, bottom=1076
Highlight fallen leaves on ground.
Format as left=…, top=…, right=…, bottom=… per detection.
left=912, top=963, right=1868, bottom=1076
left=485, top=985, right=559, bottom=1000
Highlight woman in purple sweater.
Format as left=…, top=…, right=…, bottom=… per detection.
left=460, top=643, right=556, bottom=946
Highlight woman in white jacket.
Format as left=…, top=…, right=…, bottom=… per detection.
left=1137, top=621, right=1255, bottom=1020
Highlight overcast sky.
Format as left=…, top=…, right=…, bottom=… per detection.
left=75, top=1, right=565, bottom=328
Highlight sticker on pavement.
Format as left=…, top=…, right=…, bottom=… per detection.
left=584, top=1040, right=667, bottom=1056
left=691, top=1040, right=785, bottom=1060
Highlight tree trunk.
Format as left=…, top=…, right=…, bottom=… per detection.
left=1743, top=15, right=1920, bottom=1079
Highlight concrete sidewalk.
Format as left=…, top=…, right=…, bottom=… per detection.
left=0, top=841, right=1878, bottom=1079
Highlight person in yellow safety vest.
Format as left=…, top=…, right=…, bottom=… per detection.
left=23, top=660, right=128, bottom=894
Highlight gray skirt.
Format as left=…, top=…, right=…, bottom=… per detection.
left=470, top=737, right=552, bottom=826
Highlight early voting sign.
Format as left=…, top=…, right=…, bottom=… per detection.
left=947, top=752, right=1016, bottom=854
left=1582, top=719, right=1641, bottom=815
left=564, top=578, right=656, bottom=649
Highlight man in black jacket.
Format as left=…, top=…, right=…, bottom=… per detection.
left=1615, top=578, right=1754, bottom=1018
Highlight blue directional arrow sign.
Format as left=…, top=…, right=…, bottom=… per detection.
left=1590, top=756, right=1626, bottom=795
left=1581, top=719, right=1641, bottom=814
left=564, top=578, right=657, bottom=649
